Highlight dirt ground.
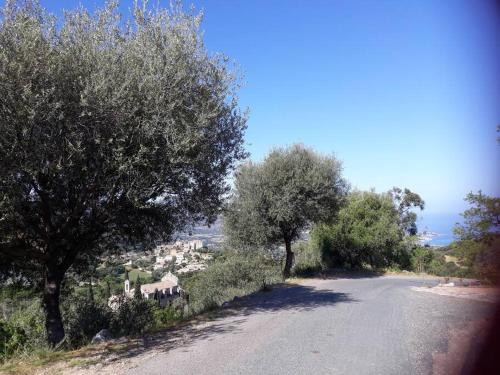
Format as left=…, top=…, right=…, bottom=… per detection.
left=411, top=285, right=500, bottom=304
left=412, top=284, right=500, bottom=375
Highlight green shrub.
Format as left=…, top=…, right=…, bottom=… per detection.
left=110, top=298, right=155, bottom=337
left=152, top=269, right=165, bottom=282
left=184, top=251, right=281, bottom=314
left=0, top=320, right=26, bottom=360
left=291, top=242, right=323, bottom=277
left=153, top=302, right=183, bottom=328
left=63, top=297, right=112, bottom=348
left=411, top=247, right=435, bottom=273
left=8, top=299, right=47, bottom=349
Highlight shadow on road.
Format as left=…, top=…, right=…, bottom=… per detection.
left=319, top=268, right=386, bottom=279
left=224, top=283, right=356, bottom=315
left=83, top=283, right=356, bottom=366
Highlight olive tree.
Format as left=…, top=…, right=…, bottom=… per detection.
left=0, top=1, right=247, bottom=345
left=224, top=145, right=348, bottom=278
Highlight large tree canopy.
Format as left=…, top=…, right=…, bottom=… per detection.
left=224, top=144, right=348, bottom=278
left=0, top=0, right=247, bottom=345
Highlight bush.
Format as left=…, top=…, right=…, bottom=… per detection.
left=0, top=320, right=26, bottom=360
left=153, top=301, right=183, bottom=329
left=152, top=269, right=165, bottom=282
left=453, top=238, right=500, bottom=283
left=63, top=297, right=112, bottom=348
left=291, top=242, right=323, bottom=277
left=184, top=251, right=281, bottom=314
left=110, top=298, right=155, bottom=337
left=309, top=192, right=406, bottom=270
left=8, top=299, right=47, bottom=349
left=411, top=247, right=435, bottom=273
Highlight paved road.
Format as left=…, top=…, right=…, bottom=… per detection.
left=126, top=276, right=495, bottom=375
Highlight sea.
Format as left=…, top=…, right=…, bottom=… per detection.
left=417, top=212, right=462, bottom=247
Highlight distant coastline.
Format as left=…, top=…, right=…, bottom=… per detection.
left=417, top=212, right=461, bottom=247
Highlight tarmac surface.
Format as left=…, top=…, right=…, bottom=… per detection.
left=124, top=276, right=495, bottom=375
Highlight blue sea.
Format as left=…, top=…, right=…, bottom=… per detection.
left=417, top=212, right=462, bottom=247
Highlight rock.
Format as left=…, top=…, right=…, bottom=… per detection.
left=443, top=282, right=455, bottom=287
left=91, top=329, right=111, bottom=344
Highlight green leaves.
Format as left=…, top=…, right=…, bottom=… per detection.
left=311, top=190, right=412, bottom=269
left=0, top=0, right=247, bottom=344
left=0, top=0, right=247, bottom=269
left=454, top=191, right=500, bottom=243
left=224, top=144, right=348, bottom=250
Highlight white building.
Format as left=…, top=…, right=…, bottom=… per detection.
left=183, top=240, right=206, bottom=251
left=109, top=272, right=182, bottom=310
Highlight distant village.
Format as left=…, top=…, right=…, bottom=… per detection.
left=104, top=237, right=219, bottom=310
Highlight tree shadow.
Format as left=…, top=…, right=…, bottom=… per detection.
left=222, top=282, right=356, bottom=315
left=314, top=268, right=386, bottom=279
left=78, top=283, right=356, bottom=367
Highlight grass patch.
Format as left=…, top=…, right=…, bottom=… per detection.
left=0, top=348, right=78, bottom=375
left=123, top=267, right=152, bottom=282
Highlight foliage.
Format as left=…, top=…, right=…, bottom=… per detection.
left=153, top=301, right=184, bottom=328
left=310, top=190, right=411, bottom=269
left=411, top=247, right=435, bottom=273
left=0, top=290, right=47, bottom=361
left=104, top=265, right=126, bottom=278
left=62, top=298, right=111, bottom=349
left=124, top=268, right=152, bottom=283
left=151, top=269, right=165, bottom=282
left=134, top=259, right=150, bottom=270
left=0, top=0, right=247, bottom=345
left=0, top=320, right=26, bottom=360
left=110, top=298, right=155, bottom=337
left=452, top=192, right=500, bottom=283
left=452, top=238, right=500, bottom=283
left=7, top=299, right=47, bottom=349
left=291, top=242, right=323, bottom=277
left=182, top=251, right=281, bottom=314
left=224, top=144, right=348, bottom=277
left=388, top=187, right=425, bottom=235
left=133, top=276, right=142, bottom=300
left=454, top=192, right=499, bottom=243
left=406, top=246, right=471, bottom=278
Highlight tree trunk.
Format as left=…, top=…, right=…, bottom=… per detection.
left=43, top=269, right=65, bottom=346
left=369, top=255, right=375, bottom=269
left=283, top=239, right=294, bottom=279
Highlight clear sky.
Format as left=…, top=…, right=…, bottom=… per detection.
left=5, top=0, right=500, bottom=216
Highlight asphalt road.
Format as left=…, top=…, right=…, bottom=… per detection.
left=126, top=276, right=495, bottom=375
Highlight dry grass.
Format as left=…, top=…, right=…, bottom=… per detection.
left=0, top=310, right=223, bottom=375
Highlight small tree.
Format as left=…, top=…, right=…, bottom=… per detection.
left=0, top=1, right=246, bottom=345
left=454, top=191, right=500, bottom=243
left=311, top=190, right=404, bottom=269
left=389, top=187, right=425, bottom=235
left=308, top=187, right=425, bottom=271
left=134, top=276, right=142, bottom=300
left=224, top=145, right=348, bottom=278
left=453, top=191, right=500, bottom=282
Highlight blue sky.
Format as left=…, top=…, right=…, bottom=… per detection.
left=5, top=0, right=499, bottom=217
